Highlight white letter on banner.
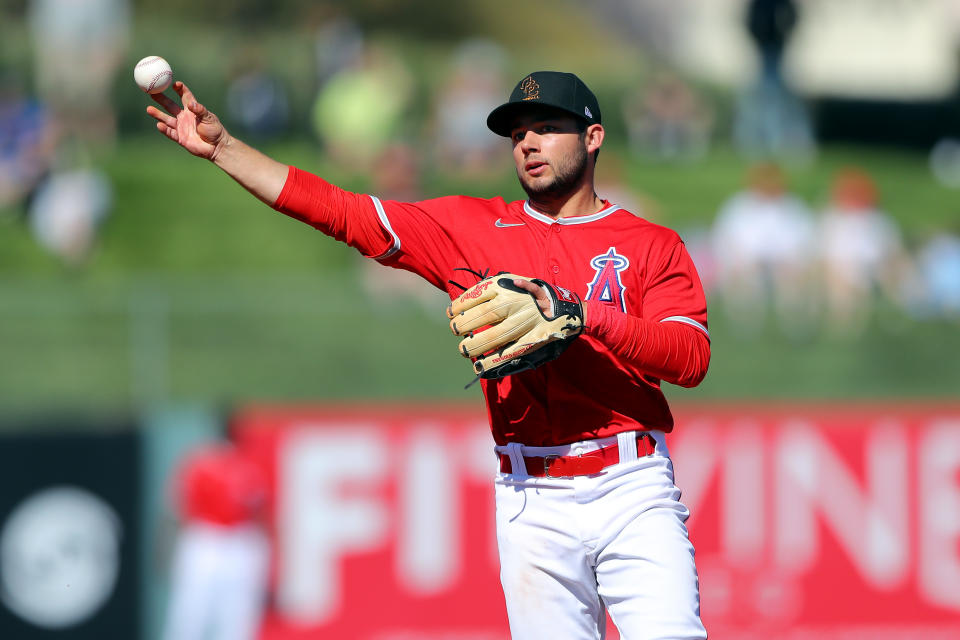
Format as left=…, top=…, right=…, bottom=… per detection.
left=919, top=419, right=960, bottom=610
left=669, top=420, right=722, bottom=516
left=775, top=421, right=908, bottom=587
left=276, top=427, right=388, bottom=623
left=775, top=421, right=818, bottom=572
left=723, top=421, right=765, bottom=567
left=396, top=425, right=458, bottom=594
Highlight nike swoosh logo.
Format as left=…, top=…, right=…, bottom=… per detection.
left=495, top=219, right=525, bottom=228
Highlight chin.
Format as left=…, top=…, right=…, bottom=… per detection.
left=522, top=181, right=568, bottom=201
left=518, top=175, right=552, bottom=196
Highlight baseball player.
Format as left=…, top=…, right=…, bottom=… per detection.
left=146, top=70, right=710, bottom=639
left=162, top=443, right=270, bottom=640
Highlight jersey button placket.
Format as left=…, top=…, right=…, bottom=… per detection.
left=548, top=223, right=562, bottom=279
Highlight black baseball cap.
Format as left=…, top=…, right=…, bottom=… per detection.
left=487, top=71, right=601, bottom=137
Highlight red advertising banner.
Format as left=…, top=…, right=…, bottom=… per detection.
left=231, top=403, right=960, bottom=640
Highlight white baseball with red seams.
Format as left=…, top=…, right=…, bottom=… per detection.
left=134, top=56, right=173, bottom=94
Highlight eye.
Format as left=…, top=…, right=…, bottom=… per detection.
left=511, top=131, right=526, bottom=143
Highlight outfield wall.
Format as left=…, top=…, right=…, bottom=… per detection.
left=1, top=403, right=958, bottom=639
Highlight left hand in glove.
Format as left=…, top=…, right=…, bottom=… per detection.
left=447, top=272, right=585, bottom=379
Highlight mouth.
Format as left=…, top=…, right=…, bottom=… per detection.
left=524, top=160, right=548, bottom=177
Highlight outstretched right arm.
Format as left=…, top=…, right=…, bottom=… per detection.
left=145, top=80, right=398, bottom=260
left=146, top=81, right=287, bottom=206
left=145, top=80, right=455, bottom=286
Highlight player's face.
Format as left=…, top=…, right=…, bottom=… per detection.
left=509, top=112, right=589, bottom=200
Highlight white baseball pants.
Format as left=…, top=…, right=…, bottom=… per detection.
left=494, top=431, right=707, bottom=640
left=161, top=522, right=270, bottom=640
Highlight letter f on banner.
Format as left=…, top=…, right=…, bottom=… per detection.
left=277, top=428, right=388, bottom=624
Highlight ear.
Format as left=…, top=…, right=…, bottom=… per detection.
left=585, top=124, right=604, bottom=157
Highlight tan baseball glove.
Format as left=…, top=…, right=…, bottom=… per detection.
left=447, top=272, right=584, bottom=379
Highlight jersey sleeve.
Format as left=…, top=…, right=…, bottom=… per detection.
left=583, top=234, right=710, bottom=387
left=642, top=238, right=709, bottom=335
left=272, top=166, right=464, bottom=291
left=584, top=302, right=710, bottom=387
left=370, top=196, right=467, bottom=290
left=272, top=166, right=395, bottom=258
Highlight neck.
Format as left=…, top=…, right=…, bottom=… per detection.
left=527, top=181, right=603, bottom=219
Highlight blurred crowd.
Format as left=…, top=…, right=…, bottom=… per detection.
left=1, top=0, right=958, bottom=334
left=1, top=0, right=128, bottom=268
left=700, top=163, right=960, bottom=339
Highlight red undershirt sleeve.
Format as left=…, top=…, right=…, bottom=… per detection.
left=584, top=300, right=711, bottom=387
left=271, top=165, right=394, bottom=258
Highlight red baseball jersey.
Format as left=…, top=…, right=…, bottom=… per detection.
left=174, top=444, right=267, bottom=526
left=275, top=168, right=709, bottom=446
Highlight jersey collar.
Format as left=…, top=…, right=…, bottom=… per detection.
left=522, top=200, right=622, bottom=225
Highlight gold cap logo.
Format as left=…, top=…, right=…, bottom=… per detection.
left=520, top=76, right=540, bottom=101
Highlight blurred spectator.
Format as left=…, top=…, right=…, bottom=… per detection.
left=929, top=138, right=960, bottom=188
left=430, top=39, right=509, bottom=178
left=225, top=47, right=290, bottom=140
left=309, top=9, right=365, bottom=88
left=734, top=0, right=814, bottom=160
left=0, top=72, right=58, bottom=213
left=622, top=71, right=713, bottom=162
left=915, top=228, right=960, bottom=320
left=27, top=167, right=112, bottom=267
left=680, top=224, right=718, bottom=297
left=162, top=442, right=269, bottom=640
left=817, top=168, right=914, bottom=334
left=711, top=162, right=817, bottom=337
left=311, top=43, right=413, bottom=171
left=27, top=0, right=130, bottom=155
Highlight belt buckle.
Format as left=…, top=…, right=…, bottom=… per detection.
left=543, top=455, right=560, bottom=477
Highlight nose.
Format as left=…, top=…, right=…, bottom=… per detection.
left=518, top=130, right=540, bottom=153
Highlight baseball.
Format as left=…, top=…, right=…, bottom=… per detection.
left=134, top=56, right=173, bottom=94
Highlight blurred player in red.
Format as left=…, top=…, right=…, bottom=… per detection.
left=146, top=70, right=709, bottom=639
left=162, top=442, right=270, bottom=640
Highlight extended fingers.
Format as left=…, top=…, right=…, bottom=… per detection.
left=155, top=121, right=179, bottom=142
left=150, top=91, right=181, bottom=116
left=175, top=81, right=201, bottom=110
left=146, top=105, right=177, bottom=128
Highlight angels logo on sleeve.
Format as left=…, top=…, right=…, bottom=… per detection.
left=585, top=247, right=630, bottom=312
